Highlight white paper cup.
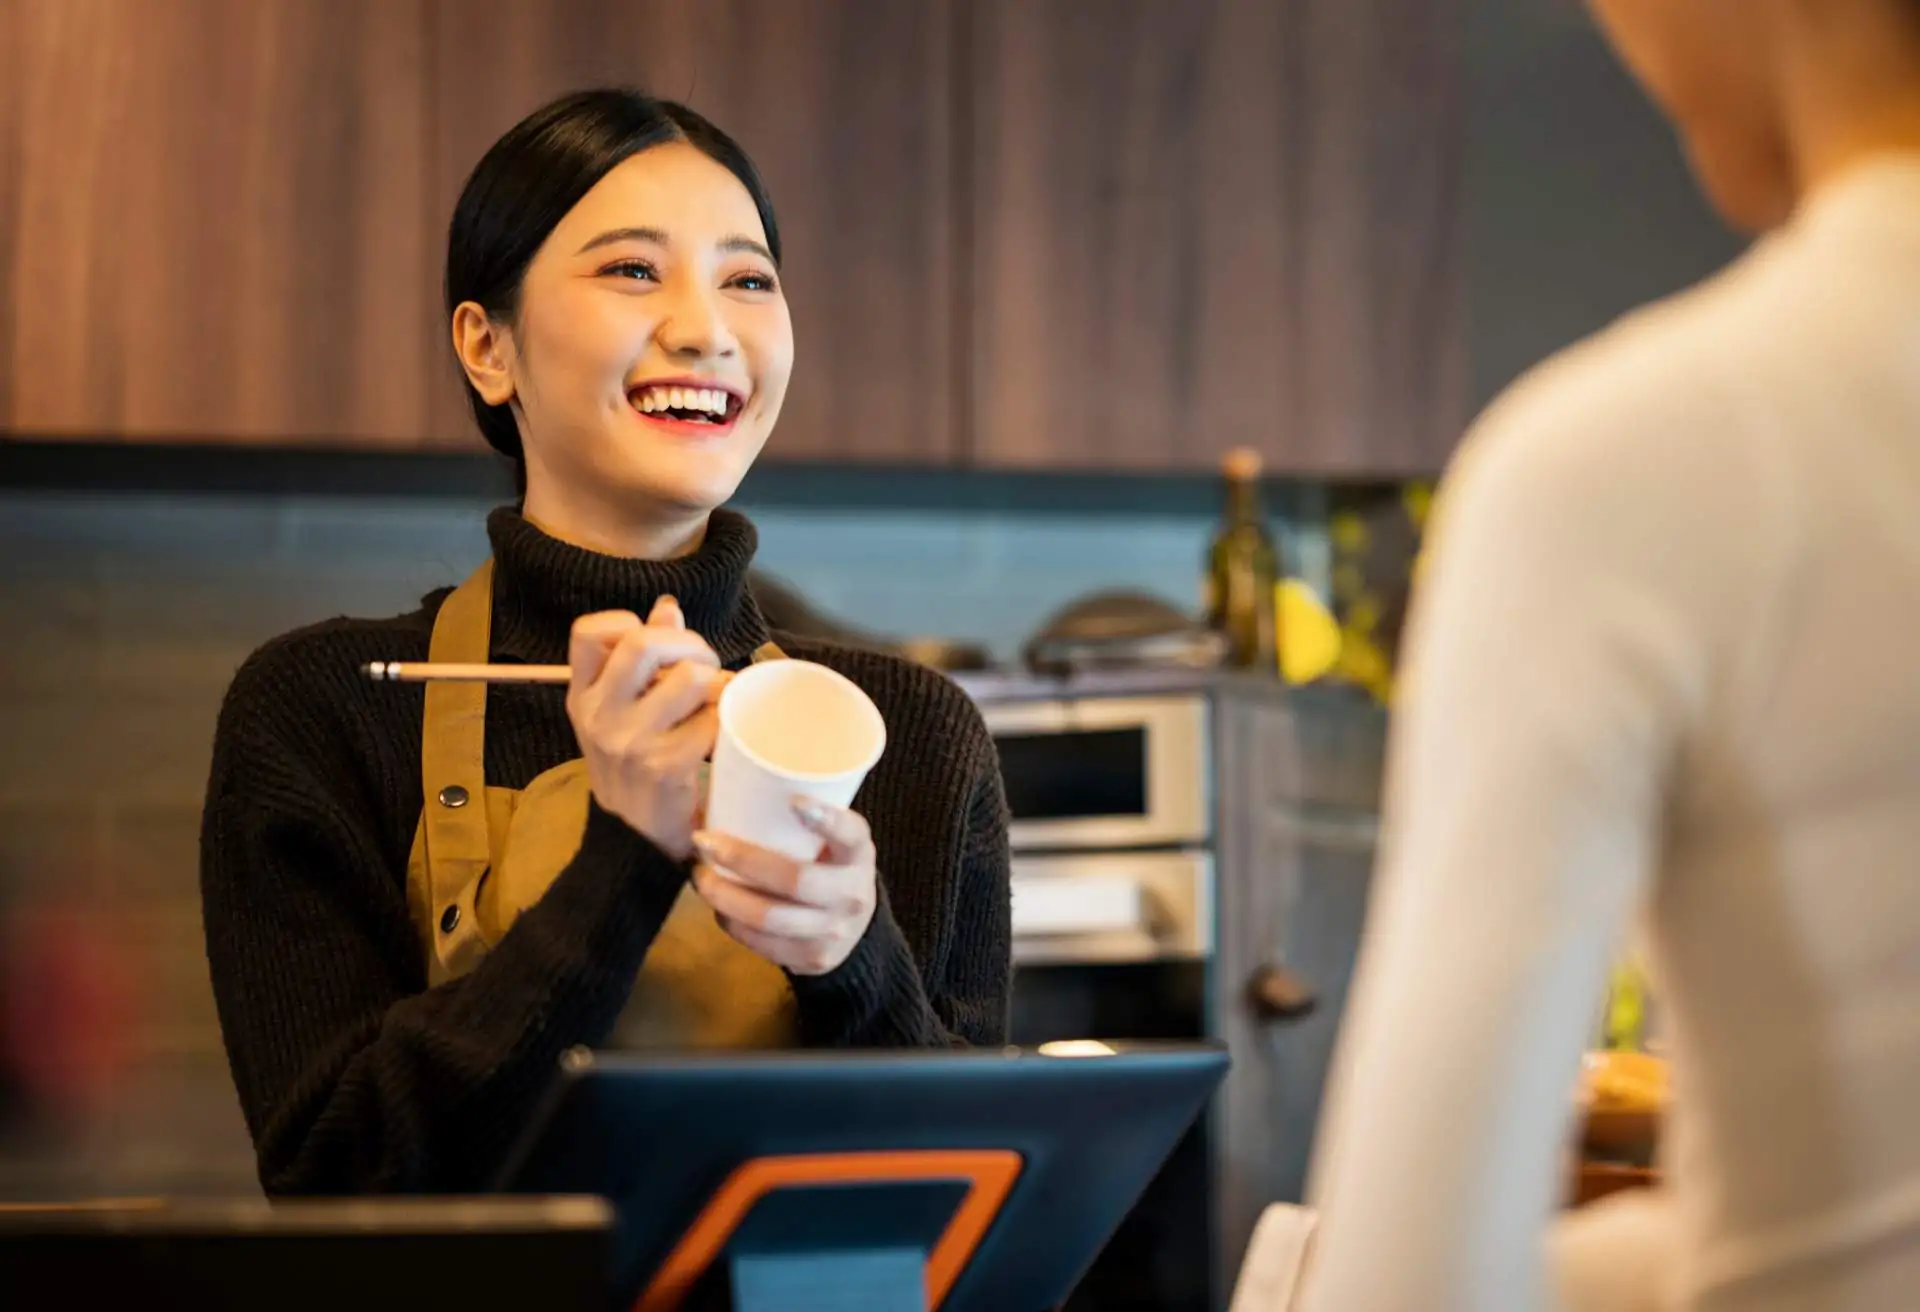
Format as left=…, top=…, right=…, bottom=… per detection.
left=704, top=660, right=887, bottom=861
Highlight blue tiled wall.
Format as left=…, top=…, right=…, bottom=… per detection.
left=0, top=488, right=1322, bottom=670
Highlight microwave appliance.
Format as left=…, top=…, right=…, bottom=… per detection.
left=982, top=693, right=1209, bottom=855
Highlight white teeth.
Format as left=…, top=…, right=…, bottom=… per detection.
left=634, top=384, right=733, bottom=416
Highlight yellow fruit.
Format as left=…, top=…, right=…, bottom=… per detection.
left=1402, top=481, right=1435, bottom=527
left=1275, top=579, right=1342, bottom=685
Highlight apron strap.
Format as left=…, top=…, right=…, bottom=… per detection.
left=419, top=559, right=496, bottom=982
left=416, top=575, right=784, bottom=985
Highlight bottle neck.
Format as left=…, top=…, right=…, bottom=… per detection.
left=1225, top=476, right=1262, bottom=529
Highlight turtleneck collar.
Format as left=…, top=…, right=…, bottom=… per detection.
left=483, top=506, right=770, bottom=668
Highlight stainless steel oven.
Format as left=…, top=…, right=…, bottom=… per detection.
left=1010, top=849, right=1212, bottom=965
left=978, top=686, right=1219, bottom=1312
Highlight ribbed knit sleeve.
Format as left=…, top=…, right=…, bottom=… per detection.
left=780, top=638, right=1012, bottom=1048
left=199, top=637, right=690, bottom=1195
left=788, top=752, right=1012, bottom=1047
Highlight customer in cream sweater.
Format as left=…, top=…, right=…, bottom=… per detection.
left=1285, top=2, right=1920, bottom=1309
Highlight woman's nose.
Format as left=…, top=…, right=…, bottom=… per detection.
left=655, top=280, right=737, bottom=359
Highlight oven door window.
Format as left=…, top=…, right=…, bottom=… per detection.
left=995, top=727, right=1148, bottom=822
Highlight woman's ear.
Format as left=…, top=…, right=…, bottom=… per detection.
left=451, top=302, right=517, bottom=406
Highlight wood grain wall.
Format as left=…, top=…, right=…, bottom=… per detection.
left=2, top=0, right=441, bottom=446
left=2, top=0, right=1468, bottom=474
left=969, top=0, right=1466, bottom=475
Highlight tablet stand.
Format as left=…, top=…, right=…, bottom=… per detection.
left=726, top=1178, right=964, bottom=1311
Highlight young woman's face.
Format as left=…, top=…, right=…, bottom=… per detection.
left=504, top=141, right=794, bottom=518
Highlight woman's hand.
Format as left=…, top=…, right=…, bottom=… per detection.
left=566, top=596, right=727, bottom=861
left=690, top=800, right=879, bottom=975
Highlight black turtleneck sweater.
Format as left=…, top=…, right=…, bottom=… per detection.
left=198, top=508, right=1011, bottom=1196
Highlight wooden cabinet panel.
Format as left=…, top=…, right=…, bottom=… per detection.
left=428, top=0, right=958, bottom=464
left=1212, top=688, right=1388, bottom=1290
left=4, top=0, right=1465, bottom=476
left=1220, top=806, right=1379, bottom=1262
left=968, top=0, right=1468, bottom=475
left=1, top=0, right=440, bottom=446
left=0, top=0, right=18, bottom=429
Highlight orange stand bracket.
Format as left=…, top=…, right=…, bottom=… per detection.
left=632, top=1148, right=1023, bottom=1312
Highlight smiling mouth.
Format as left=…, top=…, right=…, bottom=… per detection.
left=628, top=382, right=744, bottom=427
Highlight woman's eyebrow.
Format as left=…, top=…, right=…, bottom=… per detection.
left=575, top=228, right=774, bottom=265
left=576, top=226, right=669, bottom=255
left=717, top=234, right=775, bottom=264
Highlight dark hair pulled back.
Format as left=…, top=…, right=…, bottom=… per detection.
left=443, top=88, right=780, bottom=468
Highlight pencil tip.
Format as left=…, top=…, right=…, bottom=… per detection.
left=362, top=662, right=387, bottom=681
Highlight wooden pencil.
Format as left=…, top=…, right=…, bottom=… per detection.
left=362, top=642, right=787, bottom=686
left=362, top=661, right=572, bottom=685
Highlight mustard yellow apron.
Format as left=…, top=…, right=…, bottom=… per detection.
left=402, top=559, right=797, bottom=1049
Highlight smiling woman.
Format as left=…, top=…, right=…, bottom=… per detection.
left=196, top=88, right=1011, bottom=1197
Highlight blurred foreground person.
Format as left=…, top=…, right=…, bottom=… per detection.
left=1289, top=1, right=1920, bottom=1309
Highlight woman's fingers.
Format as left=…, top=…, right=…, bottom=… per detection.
left=564, top=596, right=732, bottom=863
left=692, top=831, right=807, bottom=899
left=613, top=662, right=728, bottom=742
left=643, top=702, right=723, bottom=768
left=790, top=798, right=875, bottom=866
left=588, top=624, right=719, bottom=710
left=693, top=863, right=835, bottom=937
left=692, top=830, right=867, bottom=909
left=569, top=597, right=718, bottom=728
left=567, top=611, right=642, bottom=688
left=692, top=817, right=880, bottom=977
left=710, top=912, right=854, bottom=978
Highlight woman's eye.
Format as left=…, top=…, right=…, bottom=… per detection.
left=603, top=260, right=658, bottom=282
left=729, top=271, right=778, bottom=293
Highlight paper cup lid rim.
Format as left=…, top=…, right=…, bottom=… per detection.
left=718, top=658, right=888, bottom=781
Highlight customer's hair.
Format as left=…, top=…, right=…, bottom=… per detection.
left=443, top=88, right=780, bottom=465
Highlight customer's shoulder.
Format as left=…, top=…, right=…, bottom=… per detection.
left=1490, top=212, right=1856, bottom=453
left=1496, top=279, right=1745, bottom=440
left=1448, top=253, right=1795, bottom=525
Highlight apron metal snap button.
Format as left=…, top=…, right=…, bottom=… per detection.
left=440, top=905, right=460, bottom=934
left=438, top=784, right=469, bottom=808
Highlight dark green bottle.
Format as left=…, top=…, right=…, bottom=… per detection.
left=1205, top=447, right=1279, bottom=669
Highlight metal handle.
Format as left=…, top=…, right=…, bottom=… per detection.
left=1246, top=963, right=1318, bottom=1022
